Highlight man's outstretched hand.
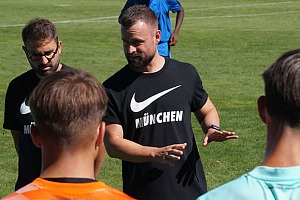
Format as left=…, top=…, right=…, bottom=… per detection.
left=155, top=143, right=187, bottom=165
left=203, top=129, right=238, bottom=147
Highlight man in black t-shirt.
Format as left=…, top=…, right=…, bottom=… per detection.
left=2, top=18, right=105, bottom=191
left=103, top=5, right=239, bottom=200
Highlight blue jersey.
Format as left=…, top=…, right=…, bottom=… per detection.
left=197, top=166, right=300, bottom=200
left=120, top=0, right=181, bottom=57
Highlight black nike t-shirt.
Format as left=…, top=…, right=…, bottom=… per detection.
left=3, top=64, right=71, bottom=190
left=103, top=58, right=208, bottom=200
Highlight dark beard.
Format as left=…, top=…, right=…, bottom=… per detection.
left=126, top=52, right=155, bottom=72
left=36, top=59, right=60, bottom=77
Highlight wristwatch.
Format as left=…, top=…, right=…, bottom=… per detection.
left=208, top=124, right=221, bottom=131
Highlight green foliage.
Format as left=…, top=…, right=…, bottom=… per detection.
left=0, top=0, right=299, bottom=197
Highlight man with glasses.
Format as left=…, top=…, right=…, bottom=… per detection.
left=3, top=18, right=106, bottom=191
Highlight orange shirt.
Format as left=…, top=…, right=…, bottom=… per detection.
left=2, top=178, right=135, bottom=200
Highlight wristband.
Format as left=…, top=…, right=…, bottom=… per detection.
left=208, top=124, right=221, bottom=131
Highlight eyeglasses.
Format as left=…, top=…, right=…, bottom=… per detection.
left=23, top=42, right=59, bottom=62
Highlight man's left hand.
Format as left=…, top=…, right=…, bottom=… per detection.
left=202, top=129, right=238, bottom=147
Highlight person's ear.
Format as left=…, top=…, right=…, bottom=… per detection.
left=257, top=96, right=267, bottom=124
left=57, top=41, right=62, bottom=54
left=155, top=29, right=161, bottom=44
left=95, top=122, right=105, bottom=148
left=30, top=125, right=42, bottom=148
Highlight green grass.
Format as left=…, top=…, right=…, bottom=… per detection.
left=1, top=0, right=300, bottom=197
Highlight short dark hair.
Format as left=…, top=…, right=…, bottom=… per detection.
left=29, top=69, right=108, bottom=148
left=119, top=5, right=158, bottom=29
left=22, top=18, right=58, bottom=46
left=263, top=49, right=300, bottom=128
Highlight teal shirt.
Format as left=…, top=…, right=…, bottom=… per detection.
left=197, top=166, right=300, bottom=200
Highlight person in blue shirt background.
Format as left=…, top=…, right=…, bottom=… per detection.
left=198, top=49, right=300, bottom=200
left=119, top=0, right=184, bottom=58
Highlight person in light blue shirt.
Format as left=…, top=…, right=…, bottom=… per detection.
left=197, top=49, right=300, bottom=200
left=119, top=0, right=184, bottom=57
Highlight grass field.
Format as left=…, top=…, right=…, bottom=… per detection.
left=0, top=0, right=299, bottom=197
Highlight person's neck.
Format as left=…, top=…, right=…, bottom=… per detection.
left=262, top=125, right=300, bottom=167
left=57, top=63, right=63, bottom=71
left=137, top=54, right=165, bottom=74
left=40, top=150, right=95, bottom=179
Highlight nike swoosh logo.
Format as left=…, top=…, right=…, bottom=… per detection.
left=20, top=98, right=31, bottom=115
left=130, top=85, right=181, bottom=112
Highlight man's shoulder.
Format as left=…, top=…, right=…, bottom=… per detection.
left=1, top=182, right=40, bottom=200
left=152, top=0, right=180, bottom=4
left=103, top=65, right=138, bottom=91
left=96, top=182, right=136, bottom=199
left=103, top=65, right=128, bottom=85
left=11, top=69, right=35, bottom=80
left=2, top=179, right=135, bottom=200
left=8, top=69, right=37, bottom=87
left=197, top=172, right=261, bottom=200
left=61, top=63, right=72, bottom=71
left=163, top=0, right=181, bottom=10
left=166, top=58, right=197, bottom=73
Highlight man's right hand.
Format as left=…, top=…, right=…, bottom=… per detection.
left=155, top=143, right=187, bottom=165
